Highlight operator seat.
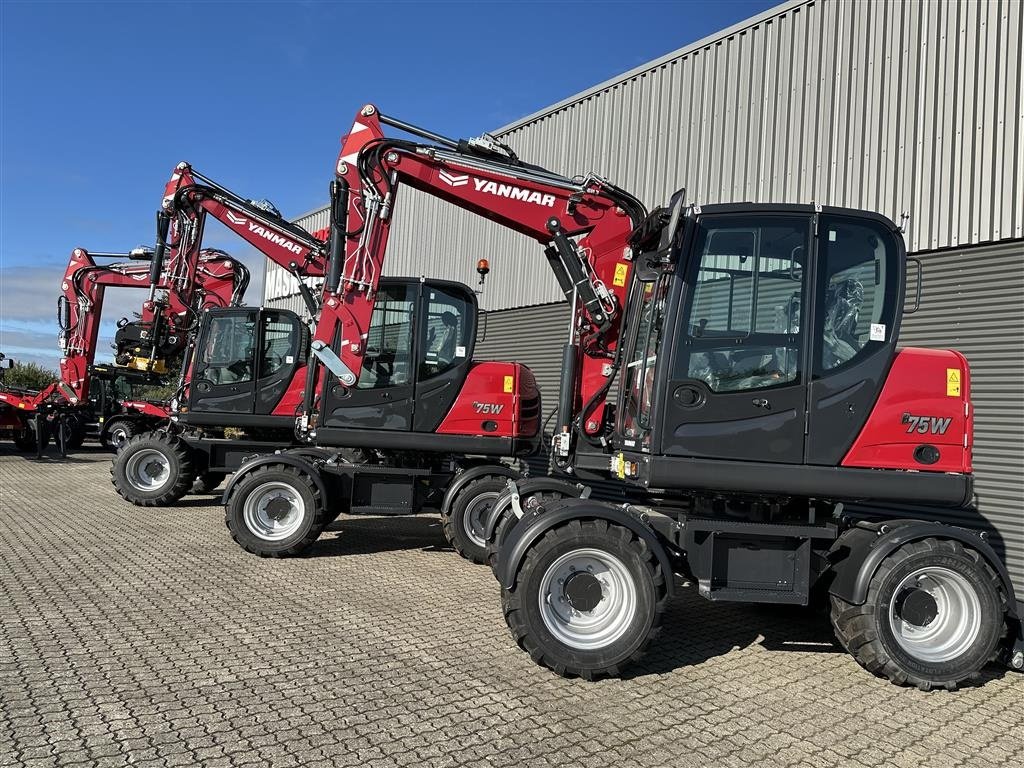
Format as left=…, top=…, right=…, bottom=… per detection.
left=822, top=277, right=865, bottom=369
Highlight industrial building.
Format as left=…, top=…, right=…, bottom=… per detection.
left=265, top=0, right=1023, bottom=585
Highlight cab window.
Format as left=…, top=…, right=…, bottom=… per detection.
left=675, top=215, right=807, bottom=393
left=358, top=285, right=415, bottom=389
left=419, top=287, right=472, bottom=380
left=621, top=276, right=669, bottom=443
left=199, top=314, right=256, bottom=385
left=259, top=312, right=298, bottom=377
left=814, top=216, right=898, bottom=376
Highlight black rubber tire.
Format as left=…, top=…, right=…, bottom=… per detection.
left=443, top=476, right=508, bottom=564
left=830, top=537, right=1006, bottom=690
left=110, top=431, right=196, bottom=507
left=62, top=417, right=86, bottom=450
left=13, top=425, right=46, bottom=452
left=224, top=464, right=325, bottom=557
left=487, top=486, right=579, bottom=577
left=502, top=519, right=667, bottom=679
left=101, top=418, right=137, bottom=451
left=192, top=471, right=227, bottom=495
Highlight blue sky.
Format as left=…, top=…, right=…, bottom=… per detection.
left=1, top=0, right=776, bottom=369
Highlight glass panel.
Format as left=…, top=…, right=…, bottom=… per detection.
left=815, top=216, right=898, bottom=375
left=621, top=276, right=669, bottom=443
left=199, top=314, right=256, bottom=385
left=358, top=285, right=415, bottom=389
left=676, top=216, right=807, bottom=393
left=259, top=314, right=296, bottom=377
left=419, top=287, right=472, bottom=380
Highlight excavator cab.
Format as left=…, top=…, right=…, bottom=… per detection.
left=179, top=277, right=537, bottom=446
left=319, top=278, right=479, bottom=432
left=615, top=202, right=969, bottom=497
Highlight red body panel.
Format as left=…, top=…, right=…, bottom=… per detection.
left=120, top=400, right=171, bottom=419
left=270, top=363, right=310, bottom=418
left=436, top=362, right=540, bottom=438
left=842, top=347, right=972, bottom=473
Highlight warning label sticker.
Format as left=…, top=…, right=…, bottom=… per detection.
left=946, top=368, right=961, bottom=397
left=503, top=375, right=514, bottom=394
left=613, top=263, right=629, bottom=287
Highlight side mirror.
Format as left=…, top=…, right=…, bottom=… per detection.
left=665, top=187, right=687, bottom=249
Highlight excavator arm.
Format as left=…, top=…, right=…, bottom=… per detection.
left=0, top=246, right=246, bottom=413
left=315, top=105, right=646, bottom=456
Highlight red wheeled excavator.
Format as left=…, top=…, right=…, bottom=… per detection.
left=217, top=105, right=1020, bottom=690
left=0, top=245, right=247, bottom=454
left=108, top=158, right=540, bottom=565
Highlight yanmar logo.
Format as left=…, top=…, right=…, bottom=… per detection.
left=247, top=221, right=303, bottom=255
left=439, top=170, right=556, bottom=208
left=439, top=170, right=468, bottom=187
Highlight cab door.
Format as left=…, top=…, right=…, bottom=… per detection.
left=656, top=214, right=811, bottom=464
left=319, top=281, right=418, bottom=431
left=189, top=309, right=257, bottom=414
left=804, top=214, right=903, bottom=464
left=254, top=310, right=307, bottom=415
left=412, top=282, right=476, bottom=432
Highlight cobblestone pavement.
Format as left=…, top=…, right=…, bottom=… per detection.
left=1, top=445, right=1022, bottom=768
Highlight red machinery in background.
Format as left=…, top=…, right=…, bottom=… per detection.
left=0, top=245, right=247, bottom=453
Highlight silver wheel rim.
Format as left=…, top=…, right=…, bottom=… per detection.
left=462, top=491, right=499, bottom=549
left=243, top=481, right=305, bottom=541
left=125, top=449, right=171, bottom=491
left=888, top=566, right=982, bottom=663
left=538, top=547, right=638, bottom=651
left=110, top=427, right=129, bottom=449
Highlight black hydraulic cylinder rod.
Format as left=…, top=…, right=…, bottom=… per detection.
left=546, top=219, right=613, bottom=335
left=378, top=113, right=460, bottom=150
left=325, top=179, right=349, bottom=295
left=291, top=264, right=319, bottom=318
left=150, top=212, right=171, bottom=288
left=544, top=245, right=575, bottom=299
left=555, top=342, right=579, bottom=436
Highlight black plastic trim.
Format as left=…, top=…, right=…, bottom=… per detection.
left=314, top=426, right=535, bottom=457
left=482, top=477, right=585, bottom=541
left=828, top=519, right=1019, bottom=623
left=640, top=454, right=972, bottom=507
left=439, top=464, right=520, bottom=520
left=221, top=452, right=327, bottom=506
left=497, top=498, right=674, bottom=597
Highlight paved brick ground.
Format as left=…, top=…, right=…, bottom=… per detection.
left=1, top=445, right=1022, bottom=768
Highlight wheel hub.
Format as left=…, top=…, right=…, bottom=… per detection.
left=563, top=571, right=603, bottom=613
left=264, top=497, right=293, bottom=521
left=144, top=460, right=166, bottom=480
left=895, top=587, right=939, bottom=628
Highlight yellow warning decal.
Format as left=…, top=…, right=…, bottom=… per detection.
left=503, top=375, right=514, bottom=394
left=946, top=368, right=961, bottom=397
left=613, top=263, right=629, bottom=287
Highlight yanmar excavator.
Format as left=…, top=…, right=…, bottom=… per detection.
left=0, top=246, right=247, bottom=454
left=216, top=105, right=1020, bottom=690
left=108, top=157, right=541, bottom=565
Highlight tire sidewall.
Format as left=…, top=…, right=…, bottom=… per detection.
left=517, top=526, right=658, bottom=672
left=227, top=469, right=319, bottom=554
left=448, top=477, right=508, bottom=562
left=114, top=437, right=183, bottom=502
left=874, top=547, right=1002, bottom=681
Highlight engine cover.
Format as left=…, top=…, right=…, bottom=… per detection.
left=842, top=348, right=972, bottom=474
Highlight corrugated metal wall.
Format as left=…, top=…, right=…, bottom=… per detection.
left=369, top=0, right=1023, bottom=313
left=899, top=239, right=1024, bottom=589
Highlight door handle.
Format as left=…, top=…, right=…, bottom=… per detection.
left=752, top=398, right=770, bottom=409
